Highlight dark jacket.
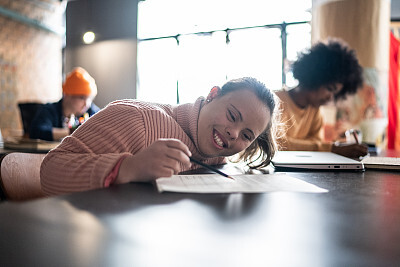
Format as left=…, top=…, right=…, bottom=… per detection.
left=29, top=98, right=100, bottom=141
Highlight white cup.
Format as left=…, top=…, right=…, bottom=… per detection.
left=359, top=118, right=387, bottom=145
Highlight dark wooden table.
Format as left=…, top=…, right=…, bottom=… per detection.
left=0, top=167, right=399, bottom=267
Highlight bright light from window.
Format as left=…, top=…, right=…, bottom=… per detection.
left=138, top=0, right=311, bottom=39
left=83, top=31, right=95, bottom=44
left=137, top=0, right=312, bottom=104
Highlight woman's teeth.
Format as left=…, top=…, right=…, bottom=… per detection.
left=214, top=133, right=224, bottom=147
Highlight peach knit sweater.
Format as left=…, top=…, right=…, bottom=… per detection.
left=40, top=97, right=225, bottom=196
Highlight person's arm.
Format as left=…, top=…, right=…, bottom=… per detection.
left=280, top=111, right=368, bottom=157
left=40, top=104, right=139, bottom=196
left=282, top=136, right=332, bottom=151
left=103, top=139, right=192, bottom=187
left=282, top=129, right=368, bottom=157
left=40, top=103, right=196, bottom=196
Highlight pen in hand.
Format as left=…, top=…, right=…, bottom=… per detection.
left=189, top=157, right=234, bottom=180
left=351, top=129, right=360, bottom=144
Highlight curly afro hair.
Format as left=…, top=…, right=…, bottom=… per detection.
left=291, top=38, right=363, bottom=100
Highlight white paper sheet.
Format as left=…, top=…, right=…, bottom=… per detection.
left=155, top=173, right=328, bottom=193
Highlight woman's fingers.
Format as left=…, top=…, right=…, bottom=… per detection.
left=136, top=139, right=192, bottom=180
left=154, top=139, right=192, bottom=168
left=165, top=149, right=191, bottom=168
left=163, top=138, right=192, bottom=157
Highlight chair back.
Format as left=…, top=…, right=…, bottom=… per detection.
left=0, top=152, right=47, bottom=201
left=18, top=103, right=44, bottom=138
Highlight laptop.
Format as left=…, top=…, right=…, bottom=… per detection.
left=271, top=151, right=364, bottom=171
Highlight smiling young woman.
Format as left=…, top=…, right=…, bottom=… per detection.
left=40, top=77, right=279, bottom=196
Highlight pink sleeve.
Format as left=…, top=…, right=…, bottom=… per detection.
left=41, top=103, right=145, bottom=196
left=104, top=155, right=128, bottom=187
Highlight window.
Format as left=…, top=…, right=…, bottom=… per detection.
left=137, top=0, right=311, bottom=104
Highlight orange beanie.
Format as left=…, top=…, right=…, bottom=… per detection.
left=62, top=67, right=97, bottom=97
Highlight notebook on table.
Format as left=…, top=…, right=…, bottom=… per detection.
left=361, top=156, right=400, bottom=170
left=271, top=151, right=364, bottom=171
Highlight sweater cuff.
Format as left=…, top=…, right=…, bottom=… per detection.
left=104, top=155, right=128, bottom=187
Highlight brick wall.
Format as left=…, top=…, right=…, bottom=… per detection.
left=0, top=0, right=64, bottom=136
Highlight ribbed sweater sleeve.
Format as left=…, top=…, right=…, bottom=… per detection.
left=40, top=99, right=225, bottom=196
left=40, top=103, right=142, bottom=195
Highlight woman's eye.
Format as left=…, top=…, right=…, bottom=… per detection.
left=228, top=110, right=235, bottom=121
left=243, top=133, right=251, bottom=141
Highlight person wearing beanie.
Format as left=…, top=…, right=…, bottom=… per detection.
left=30, top=67, right=100, bottom=141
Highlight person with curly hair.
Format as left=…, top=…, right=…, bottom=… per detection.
left=276, top=38, right=368, bottom=158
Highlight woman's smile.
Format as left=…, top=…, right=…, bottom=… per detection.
left=212, top=129, right=227, bottom=149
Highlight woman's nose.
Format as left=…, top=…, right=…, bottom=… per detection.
left=226, top=127, right=239, bottom=140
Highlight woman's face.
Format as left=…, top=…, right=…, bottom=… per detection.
left=197, top=89, right=270, bottom=157
left=307, top=83, right=343, bottom=107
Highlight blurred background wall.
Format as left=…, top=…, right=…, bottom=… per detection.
left=65, top=0, right=138, bottom=108
left=0, top=0, right=64, bottom=135
left=313, top=0, right=390, bottom=146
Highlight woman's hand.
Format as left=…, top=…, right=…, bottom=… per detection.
left=116, top=139, right=192, bottom=183
left=331, top=143, right=368, bottom=159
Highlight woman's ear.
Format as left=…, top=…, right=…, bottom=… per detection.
left=206, top=86, right=220, bottom=102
